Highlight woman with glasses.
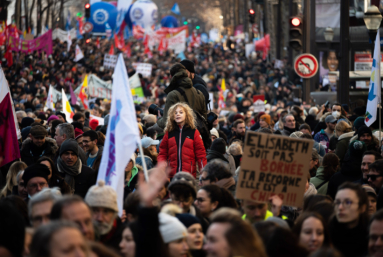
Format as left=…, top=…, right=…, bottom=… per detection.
left=330, top=182, right=369, bottom=257
left=194, top=185, right=237, bottom=220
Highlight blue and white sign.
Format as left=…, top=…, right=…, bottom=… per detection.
left=89, top=2, right=118, bottom=33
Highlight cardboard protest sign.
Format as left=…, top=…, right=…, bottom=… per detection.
left=236, top=132, right=313, bottom=207
left=103, top=54, right=118, bottom=69
left=253, top=99, right=265, bottom=113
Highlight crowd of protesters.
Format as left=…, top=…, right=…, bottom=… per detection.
left=1, top=34, right=383, bottom=257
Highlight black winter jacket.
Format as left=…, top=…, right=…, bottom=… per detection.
left=20, top=138, right=59, bottom=166
left=57, top=165, right=96, bottom=198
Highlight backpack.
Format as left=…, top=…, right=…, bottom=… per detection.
left=175, top=87, right=212, bottom=150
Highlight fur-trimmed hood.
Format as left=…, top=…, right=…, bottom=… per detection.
left=338, top=131, right=355, bottom=141
left=21, top=137, right=59, bottom=155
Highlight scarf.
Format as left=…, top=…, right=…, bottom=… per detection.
left=215, top=177, right=236, bottom=190
left=283, top=126, right=296, bottom=134
left=57, top=156, right=82, bottom=194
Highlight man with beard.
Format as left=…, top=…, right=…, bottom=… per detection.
left=85, top=180, right=123, bottom=252
left=230, top=119, right=246, bottom=143
left=20, top=124, right=58, bottom=165
left=136, top=137, right=159, bottom=169
left=57, top=139, right=96, bottom=198
left=356, top=125, right=379, bottom=151
left=82, top=130, right=103, bottom=173
left=314, top=115, right=337, bottom=148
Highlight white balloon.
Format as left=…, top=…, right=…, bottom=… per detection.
left=129, top=0, right=158, bottom=29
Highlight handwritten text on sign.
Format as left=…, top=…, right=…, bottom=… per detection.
left=236, top=132, right=313, bottom=207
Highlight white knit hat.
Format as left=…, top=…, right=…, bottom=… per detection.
left=158, top=213, right=187, bottom=243
left=85, top=180, right=119, bottom=212
left=210, top=128, right=219, bottom=139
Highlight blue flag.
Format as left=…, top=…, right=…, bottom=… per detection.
left=171, top=3, right=181, bottom=15
left=365, top=30, right=381, bottom=127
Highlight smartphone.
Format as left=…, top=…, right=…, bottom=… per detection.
left=324, top=101, right=330, bottom=108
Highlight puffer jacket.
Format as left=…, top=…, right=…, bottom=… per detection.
left=20, top=137, right=59, bottom=166
left=158, top=125, right=207, bottom=178
left=157, top=70, right=207, bottom=129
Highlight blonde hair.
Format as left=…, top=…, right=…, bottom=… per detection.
left=336, top=120, right=352, bottom=133
left=0, top=161, right=27, bottom=198
left=164, top=103, right=196, bottom=132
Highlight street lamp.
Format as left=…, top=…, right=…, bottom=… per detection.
left=363, top=5, right=382, bottom=55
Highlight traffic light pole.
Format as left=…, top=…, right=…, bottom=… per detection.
left=302, top=0, right=315, bottom=103
left=338, top=0, right=350, bottom=106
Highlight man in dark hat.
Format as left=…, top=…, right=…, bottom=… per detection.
left=22, top=164, right=50, bottom=197
left=20, top=124, right=59, bottom=166
left=57, top=139, right=96, bottom=198
left=357, top=125, right=379, bottom=151
left=180, top=59, right=208, bottom=89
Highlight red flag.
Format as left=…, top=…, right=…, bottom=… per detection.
left=96, top=37, right=100, bottom=49
left=158, top=37, right=167, bottom=54
left=4, top=46, right=13, bottom=67
left=123, top=42, right=131, bottom=58
left=0, top=72, right=20, bottom=167
left=109, top=43, right=114, bottom=55
left=114, top=33, right=124, bottom=50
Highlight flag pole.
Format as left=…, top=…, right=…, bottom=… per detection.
left=137, top=140, right=149, bottom=181
left=380, top=102, right=382, bottom=147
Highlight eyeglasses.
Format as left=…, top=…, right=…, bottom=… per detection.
left=367, top=175, right=383, bottom=181
left=334, top=199, right=357, bottom=208
left=28, top=182, right=48, bottom=190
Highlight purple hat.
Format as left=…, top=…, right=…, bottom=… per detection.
left=47, top=115, right=59, bottom=123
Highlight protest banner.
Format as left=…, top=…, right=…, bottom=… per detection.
left=52, top=28, right=76, bottom=42
left=103, top=54, right=118, bottom=69
left=236, top=132, right=313, bottom=207
left=167, top=29, right=187, bottom=54
left=75, top=75, right=113, bottom=100
left=132, top=63, right=153, bottom=77
left=8, top=30, right=53, bottom=55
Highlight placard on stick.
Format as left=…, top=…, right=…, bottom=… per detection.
left=236, top=132, right=313, bottom=208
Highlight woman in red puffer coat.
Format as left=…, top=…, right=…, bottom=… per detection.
left=158, top=102, right=207, bottom=178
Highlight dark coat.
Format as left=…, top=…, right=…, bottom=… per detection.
left=58, top=165, right=97, bottom=198
left=99, top=217, right=124, bottom=253
left=157, top=70, right=207, bottom=129
left=192, top=74, right=207, bottom=88
left=206, top=150, right=229, bottom=163
left=329, top=217, right=368, bottom=257
left=20, top=138, right=58, bottom=166
left=158, top=125, right=207, bottom=178
left=335, top=132, right=354, bottom=163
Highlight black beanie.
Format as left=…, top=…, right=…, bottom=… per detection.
left=357, top=125, right=372, bottom=139
left=211, top=138, right=227, bottom=154
left=176, top=213, right=201, bottom=228
left=0, top=201, right=26, bottom=257
left=60, top=138, right=79, bottom=156
left=21, top=117, right=34, bottom=129
left=180, top=59, right=195, bottom=73
left=22, top=164, right=50, bottom=187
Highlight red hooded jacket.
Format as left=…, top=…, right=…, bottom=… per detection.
left=158, top=125, right=207, bottom=178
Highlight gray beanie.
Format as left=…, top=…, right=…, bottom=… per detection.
left=85, top=180, right=119, bottom=212
left=158, top=212, right=188, bottom=243
left=59, top=139, right=79, bottom=156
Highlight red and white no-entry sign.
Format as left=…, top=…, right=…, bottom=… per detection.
left=294, top=54, right=318, bottom=79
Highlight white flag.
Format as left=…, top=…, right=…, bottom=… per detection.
left=97, top=54, right=140, bottom=215
left=74, top=45, right=84, bottom=62
left=45, top=85, right=55, bottom=111
left=67, top=31, right=72, bottom=51
left=61, top=89, right=74, bottom=123
left=365, top=30, right=381, bottom=127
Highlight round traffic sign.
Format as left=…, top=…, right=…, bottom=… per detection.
left=294, top=54, right=318, bottom=79
left=83, top=22, right=94, bottom=33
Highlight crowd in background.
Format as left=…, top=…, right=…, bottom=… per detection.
left=1, top=35, right=383, bottom=257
